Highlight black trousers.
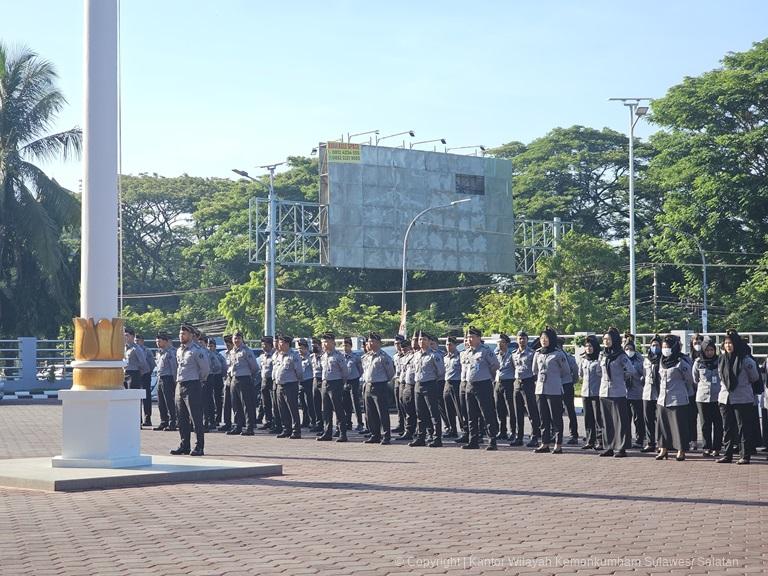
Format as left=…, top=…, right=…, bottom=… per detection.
left=299, top=379, right=316, bottom=426
left=495, top=379, right=516, bottom=436
left=222, top=376, right=233, bottom=426
left=582, top=396, right=603, bottom=446
left=688, top=395, right=698, bottom=445
left=514, top=378, right=541, bottom=440
left=313, top=377, right=324, bottom=429
left=176, top=379, right=204, bottom=450
left=271, top=382, right=282, bottom=431
left=561, top=383, right=579, bottom=439
left=141, top=371, right=153, bottom=419
left=400, top=382, right=418, bottom=435
left=415, top=380, right=442, bottom=439
left=157, top=375, right=177, bottom=425
left=762, top=408, right=768, bottom=447
left=365, top=381, right=391, bottom=439
left=202, top=375, right=217, bottom=427
left=394, top=380, right=406, bottom=430
left=467, top=379, right=499, bottom=443
left=212, top=373, right=224, bottom=424
left=443, top=380, right=462, bottom=434
left=628, top=398, right=645, bottom=444
left=322, top=379, right=346, bottom=436
left=232, top=375, right=257, bottom=430
left=601, top=397, right=631, bottom=451
left=343, top=378, right=364, bottom=428
left=459, top=381, right=469, bottom=433
left=277, top=382, right=301, bottom=435
left=697, top=401, right=723, bottom=452
left=125, top=370, right=144, bottom=422
left=260, top=378, right=274, bottom=425
left=537, top=394, right=564, bottom=445
left=643, top=400, right=657, bottom=446
left=720, top=402, right=755, bottom=459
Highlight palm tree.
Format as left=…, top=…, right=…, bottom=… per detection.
left=0, top=43, right=82, bottom=337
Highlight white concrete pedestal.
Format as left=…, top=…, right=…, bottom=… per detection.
left=52, top=389, right=152, bottom=468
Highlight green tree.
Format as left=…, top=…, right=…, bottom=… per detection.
left=0, top=44, right=81, bottom=337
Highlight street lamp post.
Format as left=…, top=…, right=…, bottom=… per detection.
left=445, top=145, right=486, bottom=156
left=400, top=198, right=472, bottom=335
left=610, top=97, right=651, bottom=334
left=376, top=130, right=415, bottom=145
left=664, top=226, right=709, bottom=333
left=410, top=138, right=447, bottom=151
left=347, top=129, right=379, bottom=144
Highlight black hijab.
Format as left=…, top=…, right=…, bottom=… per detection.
left=538, top=326, right=558, bottom=355
left=583, top=334, right=601, bottom=361
left=647, top=334, right=662, bottom=392
left=719, top=329, right=746, bottom=392
left=602, top=327, right=623, bottom=366
left=660, top=334, right=682, bottom=369
left=701, top=339, right=718, bottom=370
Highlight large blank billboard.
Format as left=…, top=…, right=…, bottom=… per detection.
left=319, top=143, right=515, bottom=274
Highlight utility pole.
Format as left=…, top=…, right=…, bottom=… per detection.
left=652, top=267, right=658, bottom=327
left=553, top=217, right=562, bottom=315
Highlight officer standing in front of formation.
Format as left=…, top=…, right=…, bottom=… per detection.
left=462, top=326, right=501, bottom=450
left=272, top=335, right=304, bottom=439
left=443, top=336, right=463, bottom=439
left=494, top=333, right=516, bottom=442
left=259, top=336, right=276, bottom=431
left=511, top=331, right=540, bottom=447
left=361, top=332, right=396, bottom=444
left=172, top=323, right=210, bottom=456
left=317, top=332, right=349, bottom=442
left=227, top=331, right=259, bottom=436
left=153, top=332, right=177, bottom=432
left=124, top=327, right=150, bottom=427
left=135, top=334, right=155, bottom=428
left=410, top=331, right=446, bottom=447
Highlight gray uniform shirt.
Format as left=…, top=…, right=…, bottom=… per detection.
left=625, top=354, right=645, bottom=400
left=532, top=349, right=569, bottom=395
left=311, top=353, right=322, bottom=380
left=176, top=342, right=211, bottom=382
left=562, top=352, right=579, bottom=385
left=578, top=356, right=601, bottom=398
left=155, top=346, right=177, bottom=378
left=495, top=348, right=515, bottom=381
left=260, top=350, right=274, bottom=381
left=718, top=355, right=760, bottom=405
left=413, top=349, right=445, bottom=383
left=208, top=349, right=223, bottom=375
left=227, top=344, right=259, bottom=378
left=300, top=351, right=313, bottom=381
left=143, top=345, right=156, bottom=374
left=321, top=350, right=349, bottom=381
left=512, top=347, right=534, bottom=380
left=599, top=353, right=635, bottom=398
left=402, top=352, right=417, bottom=385
left=444, top=351, right=462, bottom=382
left=463, top=345, right=500, bottom=384
left=643, top=357, right=660, bottom=401
left=344, top=352, right=363, bottom=380
left=124, top=343, right=150, bottom=374
left=693, top=357, right=721, bottom=403
left=657, top=358, right=694, bottom=407
left=362, top=350, right=396, bottom=383
left=272, top=349, right=304, bottom=384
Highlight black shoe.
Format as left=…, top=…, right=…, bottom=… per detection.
left=737, top=457, right=751, bottom=465
left=599, top=449, right=614, bottom=457
left=336, top=435, right=348, bottom=443
left=170, top=445, right=190, bottom=455
left=142, top=418, right=152, bottom=428
left=289, top=433, right=302, bottom=439
left=226, top=427, right=242, bottom=435
left=397, top=433, right=414, bottom=441
left=716, top=456, right=733, bottom=463
left=189, top=447, right=204, bottom=457
left=566, top=436, right=579, bottom=445
left=333, top=429, right=340, bottom=438
left=461, top=442, right=480, bottom=450
left=316, top=435, right=333, bottom=441
left=258, top=423, right=272, bottom=430
left=676, top=453, right=686, bottom=461
left=217, top=424, right=231, bottom=432
left=533, top=445, right=550, bottom=453
left=408, top=438, right=426, bottom=447
left=594, top=444, right=604, bottom=451
left=509, top=439, right=524, bottom=447
left=614, top=450, right=627, bottom=458
left=153, top=422, right=168, bottom=431
left=428, top=438, right=443, bottom=448
left=496, top=432, right=509, bottom=440
left=276, top=432, right=291, bottom=438
left=581, top=444, right=594, bottom=450
left=165, top=425, right=177, bottom=432
left=380, top=437, right=391, bottom=445
left=640, top=444, right=657, bottom=453
left=526, top=438, right=540, bottom=448
left=364, top=436, right=382, bottom=444
left=240, top=429, right=255, bottom=436
left=356, top=424, right=366, bottom=433
left=655, top=452, right=669, bottom=460
left=455, top=434, right=469, bottom=444
left=486, top=439, right=498, bottom=451
left=445, top=430, right=458, bottom=438
left=552, top=446, right=563, bottom=454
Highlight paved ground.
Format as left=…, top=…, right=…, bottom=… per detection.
left=1, top=400, right=768, bottom=576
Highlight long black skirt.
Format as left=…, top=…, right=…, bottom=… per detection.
left=600, top=397, right=631, bottom=451
left=656, top=404, right=689, bottom=450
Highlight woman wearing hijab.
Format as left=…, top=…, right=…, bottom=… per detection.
left=531, top=326, right=570, bottom=454
left=578, top=334, right=603, bottom=450
left=623, top=337, right=646, bottom=448
left=687, top=333, right=705, bottom=450
left=598, top=327, right=637, bottom=457
left=641, top=335, right=662, bottom=453
left=656, top=335, right=694, bottom=461
left=693, top=339, right=723, bottom=457
left=717, top=329, right=761, bottom=464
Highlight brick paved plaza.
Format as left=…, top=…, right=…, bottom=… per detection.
left=1, top=400, right=767, bottom=575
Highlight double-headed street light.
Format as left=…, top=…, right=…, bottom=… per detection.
left=400, top=198, right=472, bottom=336
left=610, top=97, right=651, bottom=335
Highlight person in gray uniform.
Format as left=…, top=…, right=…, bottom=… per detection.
left=153, top=332, right=178, bottom=432
left=298, top=339, right=317, bottom=430
left=392, top=336, right=408, bottom=435
left=641, top=335, right=662, bottom=453
left=397, top=339, right=417, bottom=441
left=494, top=333, right=516, bottom=442
left=362, top=332, right=396, bottom=444
left=717, top=329, right=761, bottom=464
left=511, top=331, right=540, bottom=448
left=273, top=334, right=304, bottom=439
left=443, top=336, right=463, bottom=439
left=258, top=336, right=276, bottom=431
left=204, top=338, right=223, bottom=431
left=342, top=337, right=365, bottom=433
left=227, top=331, right=259, bottom=436
left=694, top=338, right=723, bottom=457
left=317, top=332, right=349, bottom=442
left=410, top=332, right=446, bottom=447
left=462, top=326, right=501, bottom=451
left=599, top=327, right=637, bottom=458
left=623, top=338, right=646, bottom=448
left=559, top=338, right=580, bottom=445
left=124, top=327, right=150, bottom=426
left=171, top=323, right=210, bottom=456
left=135, top=334, right=155, bottom=427
left=655, top=334, right=694, bottom=461
left=218, top=335, right=234, bottom=431
left=579, top=334, right=603, bottom=450
left=532, top=326, right=569, bottom=454
left=310, top=338, right=324, bottom=433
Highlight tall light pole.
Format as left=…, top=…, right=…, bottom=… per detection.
left=664, top=225, right=709, bottom=333
left=610, top=97, right=651, bottom=334
left=233, top=164, right=285, bottom=336
left=446, top=145, right=486, bottom=156
left=376, top=130, right=415, bottom=146
left=347, top=129, right=379, bottom=144
left=410, top=138, right=447, bottom=151
left=400, top=199, right=472, bottom=336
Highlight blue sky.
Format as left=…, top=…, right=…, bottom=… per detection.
left=2, top=0, right=767, bottom=191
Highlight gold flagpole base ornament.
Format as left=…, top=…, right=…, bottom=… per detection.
left=72, top=317, right=125, bottom=390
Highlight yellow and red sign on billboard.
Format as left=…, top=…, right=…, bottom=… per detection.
left=326, top=141, right=361, bottom=163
